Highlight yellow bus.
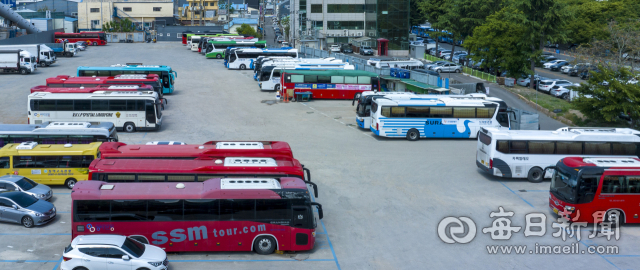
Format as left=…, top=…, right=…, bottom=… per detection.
left=0, top=142, right=100, bottom=189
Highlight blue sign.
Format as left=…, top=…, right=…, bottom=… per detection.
left=1, top=0, right=16, bottom=8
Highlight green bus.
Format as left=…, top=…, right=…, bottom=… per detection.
left=205, top=40, right=268, bottom=59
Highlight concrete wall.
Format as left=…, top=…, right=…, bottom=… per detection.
left=155, top=25, right=224, bottom=41
left=78, top=0, right=173, bottom=30
left=0, top=29, right=56, bottom=45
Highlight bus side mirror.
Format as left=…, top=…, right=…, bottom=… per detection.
left=310, top=202, right=323, bottom=220
left=544, top=166, right=556, bottom=176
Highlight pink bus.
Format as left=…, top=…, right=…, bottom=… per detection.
left=71, top=178, right=322, bottom=254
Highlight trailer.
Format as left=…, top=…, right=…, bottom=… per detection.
left=0, top=50, right=36, bottom=74
left=0, top=44, right=47, bottom=67
left=43, top=42, right=77, bottom=57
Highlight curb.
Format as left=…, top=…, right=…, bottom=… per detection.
left=512, top=92, right=575, bottom=126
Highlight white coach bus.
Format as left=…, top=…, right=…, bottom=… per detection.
left=28, top=91, right=163, bottom=133
left=227, top=48, right=298, bottom=70
left=476, top=127, right=640, bottom=182
left=258, top=63, right=355, bottom=91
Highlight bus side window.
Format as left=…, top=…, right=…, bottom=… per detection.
left=381, top=107, right=391, bottom=117
left=0, top=157, right=9, bottom=168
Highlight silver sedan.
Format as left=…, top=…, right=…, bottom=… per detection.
left=0, top=191, right=56, bottom=227
left=0, top=175, right=52, bottom=201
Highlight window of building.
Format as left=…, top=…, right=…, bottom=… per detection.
left=123, top=7, right=132, bottom=12
left=327, top=21, right=364, bottom=30
left=153, top=7, right=162, bottom=11
left=327, top=4, right=364, bottom=13
left=90, top=8, right=99, bottom=13
left=310, top=4, right=322, bottom=13
left=91, top=20, right=100, bottom=28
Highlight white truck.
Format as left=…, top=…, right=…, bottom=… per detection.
left=0, top=50, right=36, bottom=74
left=0, top=44, right=53, bottom=67
left=43, top=42, right=77, bottom=57
left=39, top=44, right=57, bottom=65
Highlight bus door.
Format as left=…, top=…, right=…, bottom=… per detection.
left=371, top=77, right=380, bottom=92
left=145, top=101, right=156, bottom=125
left=291, top=204, right=312, bottom=247
left=161, top=72, right=170, bottom=90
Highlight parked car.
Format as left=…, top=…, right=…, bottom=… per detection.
left=340, top=45, right=353, bottom=53
left=537, top=56, right=559, bottom=67
left=424, top=61, right=448, bottom=70
left=62, top=235, right=168, bottom=270
left=0, top=191, right=56, bottom=227
left=433, top=63, right=462, bottom=73
left=359, top=46, right=374, bottom=55
left=454, top=54, right=471, bottom=65
left=579, top=67, right=599, bottom=80
left=516, top=74, right=541, bottom=87
left=75, top=41, right=87, bottom=51
left=330, top=44, right=341, bottom=52
left=569, top=64, right=590, bottom=76
left=444, top=51, right=466, bottom=61
left=281, top=42, right=290, bottom=47
left=413, top=68, right=440, bottom=77
left=538, top=79, right=574, bottom=93
left=471, top=59, right=485, bottom=70
left=543, top=60, right=565, bottom=69
left=551, top=85, right=578, bottom=100
left=0, top=175, right=52, bottom=200
left=438, top=50, right=452, bottom=58
left=276, top=36, right=285, bottom=43
left=561, top=64, right=573, bottom=74
left=549, top=61, right=570, bottom=71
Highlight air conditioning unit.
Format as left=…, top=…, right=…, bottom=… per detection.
left=343, top=29, right=348, bottom=36
left=350, top=33, right=355, bottom=36
left=357, top=32, right=363, bottom=36
left=368, top=32, right=376, bottom=37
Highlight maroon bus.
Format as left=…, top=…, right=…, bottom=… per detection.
left=30, top=84, right=154, bottom=94
left=55, top=32, right=107, bottom=46
left=46, top=74, right=164, bottom=100
left=97, top=141, right=295, bottom=159
left=88, top=157, right=316, bottom=197
left=71, top=178, right=323, bottom=254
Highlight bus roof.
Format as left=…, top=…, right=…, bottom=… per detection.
left=561, top=157, right=640, bottom=168
left=78, top=65, right=172, bottom=71
left=28, top=91, right=158, bottom=99
left=483, top=127, right=640, bottom=142
left=237, top=48, right=297, bottom=53
left=0, top=142, right=101, bottom=156
left=71, top=178, right=309, bottom=201
left=47, top=74, right=160, bottom=84
left=0, top=122, right=113, bottom=136
left=282, top=69, right=378, bottom=77
left=89, top=158, right=303, bottom=176
left=374, top=97, right=499, bottom=107
left=98, top=141, right=294, bottom=159
left=209, top=40, right=266, bottom=45
left=32, top=85, right=153, bottom=93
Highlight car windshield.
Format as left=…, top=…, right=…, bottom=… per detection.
left=15, top=178, right=38, bottom=191
left=550, top=166, right=579, bottom=203
left=11, top=193, right=38, bottom=208
left=363, top=47, right=371, bottom=49
left=122, top=237, right=146, bottom=258
left=541, top=81, right=553, bottom=85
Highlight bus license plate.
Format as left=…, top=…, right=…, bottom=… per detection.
left=553, top=208, right=559, bottom=214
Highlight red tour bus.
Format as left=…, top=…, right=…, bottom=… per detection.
left=98, top=141, right=296, bottom=159
left=71, top=178, right=323, bottom=253
left=549, top=157, right=640, bottom=224
left=31, top=84, right=154, bottom=94
left=88, top=157, right=317, bottom=197
left=54, top=32, right=107, bottom=46
left=46, top=74, right=164, bottom=99
left=280, top=69, right=380, bottom=100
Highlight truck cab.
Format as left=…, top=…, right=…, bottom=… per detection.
left=19, top=51, right=35, bottom=74
left=38, top=45, right=56, bottom=66
left=65, top=43, right=77, bottom=56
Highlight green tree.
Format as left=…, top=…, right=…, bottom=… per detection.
left=418, top=0, right=447, bottom=57
left=280, top=16, right=290, bottom=41
left=410, top=0, right=428, bottom=26
left=101, top=18, right=135, bottom=32
left=573, top=66, right=640, bottom=126
left=236, top=23, right=262, bottom=39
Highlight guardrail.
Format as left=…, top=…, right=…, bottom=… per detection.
left=422, top=53, right=497, bottom=83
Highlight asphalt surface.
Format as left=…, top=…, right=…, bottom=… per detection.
left=1, top=42, right=637, bottom=270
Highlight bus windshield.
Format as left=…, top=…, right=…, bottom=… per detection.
left=550, top=166, right=579, bottom=203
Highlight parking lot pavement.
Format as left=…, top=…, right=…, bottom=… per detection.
left=1, top=43, right=639, bottom=270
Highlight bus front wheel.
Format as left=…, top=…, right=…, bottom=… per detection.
left=254, top=235, right=276, bottom=255
left=92, top=42, right=98, bottom=46
left=605, top=210, right=624, bottom=227
left=65, top=178, right=77, bottom=189
left=216, top=54, right=222, bottom=59
left=406, top=129, right=420, bottom=141
left=124, top=123, right=136, bottom=133
left=274, top=85, right=280, bottom=92
left=239, top=64, right=246, bottom=70
left=527, top=167, right=544, bottom=183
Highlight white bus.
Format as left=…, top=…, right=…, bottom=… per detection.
left=190, top=36, right=202, bottom=51
left=476, top=127, right=640, bottom=182
left=0, top=121, right=117, bottom=147
left=258, top=63, right=355, bottom=91
left=370, top=96, right=508, bottom=140
left=366, top=58, right=424, bottom=69
left=28, top=91, right=163, bottom=133
left=227, top=48, right=298, bottom=70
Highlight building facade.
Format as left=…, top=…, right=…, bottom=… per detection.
left=177, top=0, right=219, bottom=25
left=291, top=0, right=409, bottom=50
left=78, top=0, right=173, bottom=31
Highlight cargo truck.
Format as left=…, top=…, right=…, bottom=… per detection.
left=0, top=44, right=50, bottom=67
left=40, top=44, right=57, bottom=64
left=0, top=50, right=36, bottom=74
left=43, top=42, right=77, bottom=57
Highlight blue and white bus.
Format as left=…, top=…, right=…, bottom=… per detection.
left=369, top=96, right=508, bottom=140
left=227, top=48, right=298, bottom=70
left=77, top=64, right=177, bottom=94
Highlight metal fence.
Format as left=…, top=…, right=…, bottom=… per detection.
left=423, top=53, right=497, bottom=83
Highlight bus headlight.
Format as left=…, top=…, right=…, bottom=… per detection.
left=564, top=206, right=575, bottom=212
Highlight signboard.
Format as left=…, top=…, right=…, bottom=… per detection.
left=205, top=10, right=215, bottom=18
left=219, top=9, right=228, bottom=15
left=1, top=0, right=16, bottom=8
